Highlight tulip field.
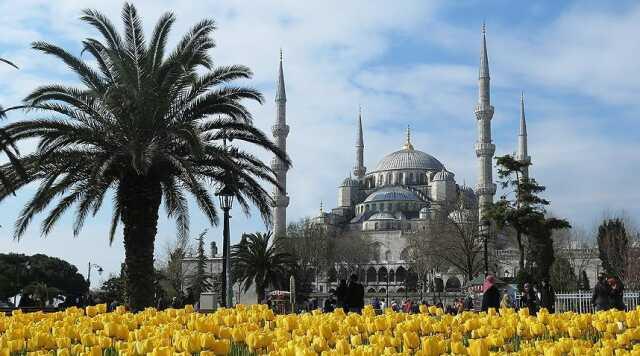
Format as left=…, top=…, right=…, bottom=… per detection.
left=2, top=304, right=640, bottom=355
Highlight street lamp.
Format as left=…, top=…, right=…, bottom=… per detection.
left=480, top=219, right=491, bottom=276
left=87, top=262, right=104, bottom=288
left=217, top=183, right=235, bottom=308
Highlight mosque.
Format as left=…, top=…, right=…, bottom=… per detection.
left=268, top=26, right=562, bottom=295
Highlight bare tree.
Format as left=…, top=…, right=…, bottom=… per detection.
left=405, top=200, right=483, bottom=284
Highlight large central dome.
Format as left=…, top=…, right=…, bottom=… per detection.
left=374, top=148, right=444, bottom=172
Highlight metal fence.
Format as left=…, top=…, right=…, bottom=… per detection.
left=515, top=291, right=640, bottom=313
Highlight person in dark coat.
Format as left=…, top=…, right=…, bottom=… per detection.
left=323, top=296, right=336, bottom=313
left=464, top=293, right=475, bottom=311
left=521, top=283, right=539, bottom=315
left=481, top=275, right=500, bottom=312
left=346, top=274, right=364, bottom=313
left=592, top=273, right=611, bottom=311
left=609, top=277, right=625, bottom=311
left=539, top=280, right=556, bottom=313
left=335, top=279, right=348, bottom=309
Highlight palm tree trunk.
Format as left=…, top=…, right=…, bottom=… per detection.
left=120, top=175, right=162, bottom=311
left=256, top=282, right=266, bottom=304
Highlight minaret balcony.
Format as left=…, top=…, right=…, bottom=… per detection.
left=271, top=194, right=290, bottom=207
left=474, top=104, right=494, bottom=119
left=271, top=124, right=290, bottom=137
left=475, top=183, right=497, bottom=196
left=270, top=157, right=288, bottom=171
left=474, top=143, right=495, bottom=157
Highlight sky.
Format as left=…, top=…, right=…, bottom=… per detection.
left=0, top=0, right=639, bottom=288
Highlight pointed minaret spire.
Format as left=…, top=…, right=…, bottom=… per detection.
left=353, top=106, right=366, bottom=179
left=271, top=51, right=290, bottom=238
left=403, top=125, right=414, bottom=150
left=516, top=91, right=531, bottom=179
left=474, top=23, right=496, bottom=223
left=275, top=49, right=286, bottom=102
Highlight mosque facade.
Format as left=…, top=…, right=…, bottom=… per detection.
left=268, top=27, right=598, bottom=295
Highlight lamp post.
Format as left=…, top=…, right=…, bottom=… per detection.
left=87, top=262, right=104, bottom=288
left=480, top=219, right=490, bottom=276
left=217, top=183, right=234, bottom=308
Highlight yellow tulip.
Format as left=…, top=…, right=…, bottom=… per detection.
left=468, top=338, right=489, bottom=356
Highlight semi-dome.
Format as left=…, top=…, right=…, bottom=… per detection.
left=364, top=186, right=420, bottom=203
left=433, top=169, right=455, bottom=181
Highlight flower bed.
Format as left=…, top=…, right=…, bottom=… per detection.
left=1, top=303, right=640, bottom=355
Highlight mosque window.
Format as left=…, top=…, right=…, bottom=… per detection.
left=410, top=173, right=414, bottom=183
left=398, top=172, right=404, bottom=183
left=387, top=173, right=392, bottom=185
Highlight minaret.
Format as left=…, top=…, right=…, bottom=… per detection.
left=474, top=24, right=496, bottom=221
left=271, top=50, right=289, bottom=238
left=353, top=107, right=366, bottom=178
left=515, top=92, right=531, bottom=179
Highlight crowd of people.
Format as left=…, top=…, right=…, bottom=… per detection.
left=481, top=273, right=626, bottom=314
left=272, top=272, right=628, bottom=316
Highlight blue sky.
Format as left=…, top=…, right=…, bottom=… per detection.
left=1, top=0, right=638, bottom=287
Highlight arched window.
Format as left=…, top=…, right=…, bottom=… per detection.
left=374, top=222, right=378, bottom=230
left=389, top=269, right=395, bottom=282
left=367, top=288, right=376, bottom=293
left=396, top=267, right=406, bottom=282
left=409, top=172, right=414, bottom=183
left=385, top=250, right=391, bottom=261
left=379, top=288, right=386, bottom=293
left=445, top=277, right=462, bottom=291
left=378, top=267, right=387, bottom=282
left=367, top=267, right=377, bottom=283
left=387, top=173, right=392, bottom=185
left=398, top=172, right=404, bottom=184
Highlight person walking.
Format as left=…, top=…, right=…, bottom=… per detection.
left=464, top=292, right=475, bottom=311
left=539, top=280, right=556, bottom=313
left=592, top=273, right=611, bottom=312
left=521, top=283, right=539, bottom=315
left=346, top=274, right=364, bottom=313
left=335, top=279, right=348, bottom=309
left=481, top=275, right=500, bottom=312
left=609, top=276, right=625, bottom=311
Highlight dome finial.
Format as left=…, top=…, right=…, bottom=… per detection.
left=402, top=125, right=414, bottom=150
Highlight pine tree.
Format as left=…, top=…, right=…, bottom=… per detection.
left=190, top=230, right=212, bottom=307
left=489, top=155, right=570, bottom=280
left=597, top=219, right=628, bottom=280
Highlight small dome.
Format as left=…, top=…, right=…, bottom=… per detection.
left=368, top=212, right=397, bottom=221
left=340, top=177, right=359, bottom=187
left=433, top=169, right=454, bottom=181
left=364, top=186, right=421, bottom=203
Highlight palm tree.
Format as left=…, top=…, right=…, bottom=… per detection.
left=0, top=4, right=289, bottom=310
left=0, top=57, right=22, bottom=193
left=231, top=231, right=297, bottom=303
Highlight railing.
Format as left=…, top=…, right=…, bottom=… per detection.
left=515, top=291, right=640, bottom=313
